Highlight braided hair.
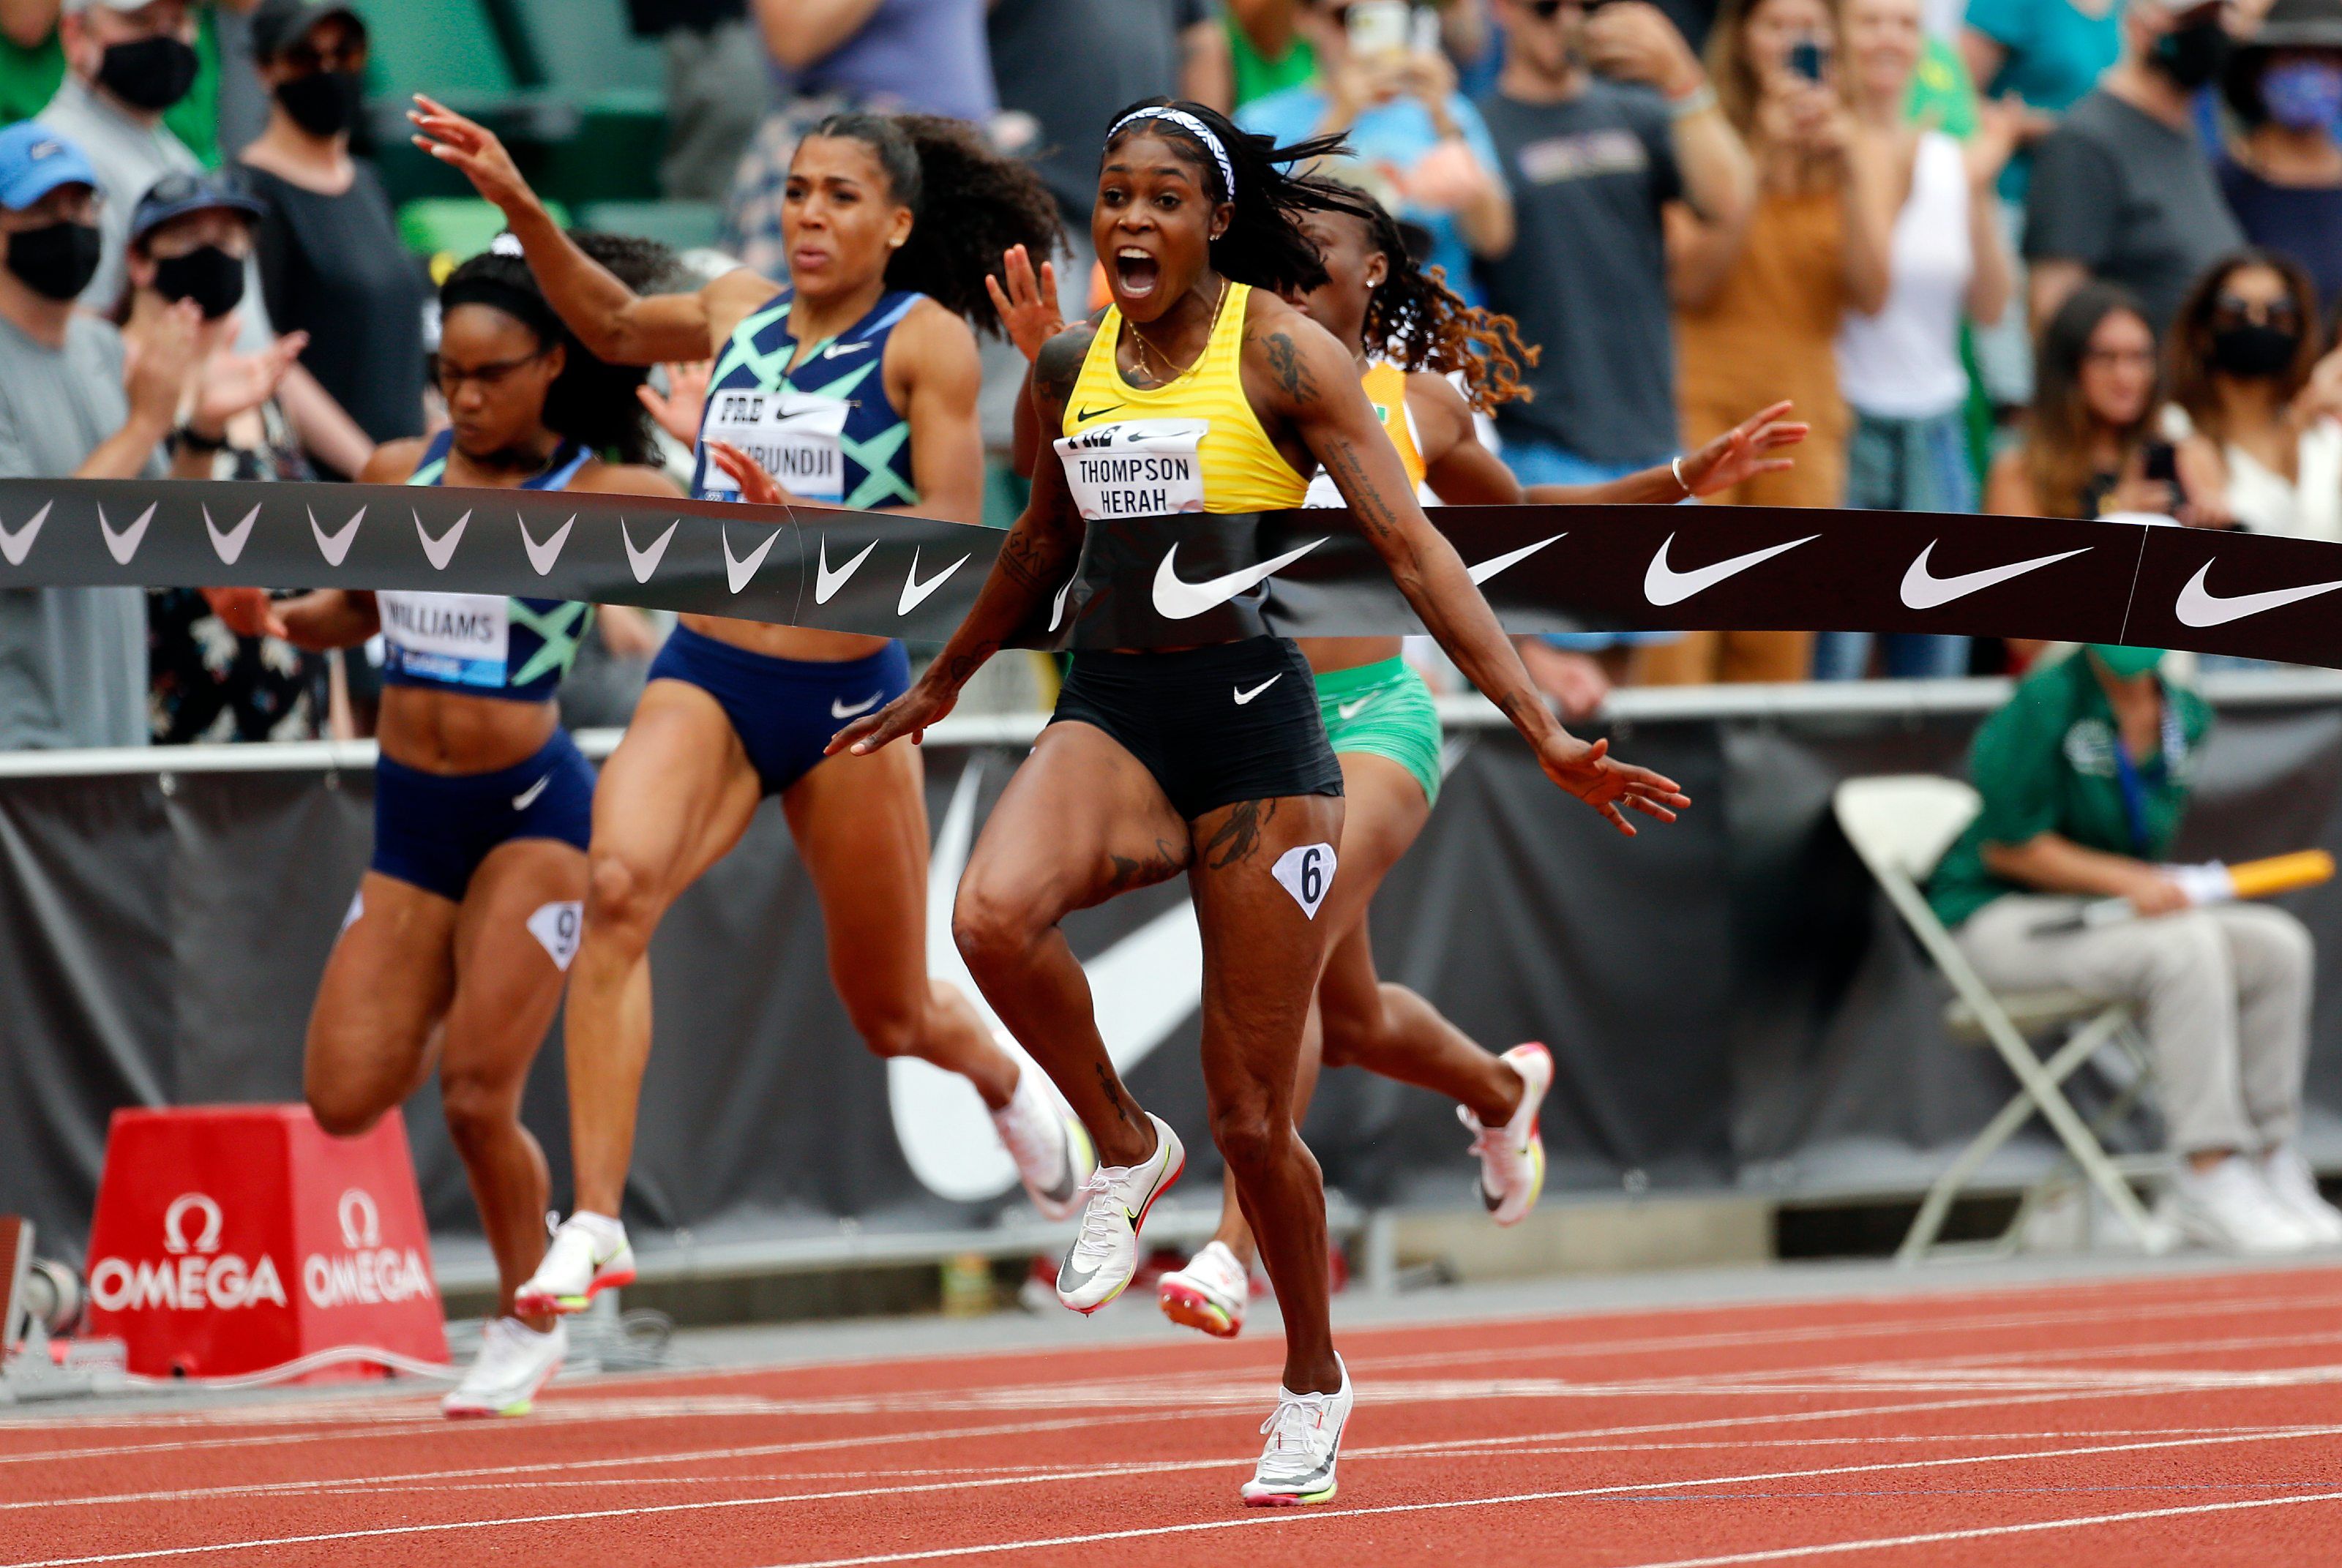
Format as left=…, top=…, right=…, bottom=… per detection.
left=1300, top=176, right=1538, bottom=412
left=1101, top=97, right=1379, bottom=298
left=802, top=111, right=1063, bottom=335
left=441, top=231, right=679, bottom=467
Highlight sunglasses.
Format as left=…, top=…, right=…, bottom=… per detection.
left=2212, top=293, right=2301, bottom=329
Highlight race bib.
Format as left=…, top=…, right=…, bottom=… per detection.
left=378, top=591, right=510, bottom=689
left=700, top=387, right=849, bottom=503
left=1054, top=419, right=1208, bottom=521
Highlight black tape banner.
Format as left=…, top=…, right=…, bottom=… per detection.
left=1, top=479, right=2338, bottom=666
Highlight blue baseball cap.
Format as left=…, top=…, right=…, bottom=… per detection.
left=130, top=170, right=263, bottom=245
left=0, top=122, right=97, bottom=212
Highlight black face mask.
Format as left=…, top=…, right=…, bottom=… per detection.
left=2151, top=18, right=2232, bottom=90
left=6, top=221, right=102, bottom=301
left=274, top=70, right=364, bottom=138
left=2211, top=320, right=2301, bottom=378
left=95, top=35, right=200, bottom=113
left=152, top=244, right=246, bottom=320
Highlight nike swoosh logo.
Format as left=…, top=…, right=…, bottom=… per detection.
left=1899, top=540, right=2092, bottom=609
left=1643, top=530, right=1818, bottom=607
left=816, top=536, right=878, bottom=604
left=1058, top=1257, right=1103, bottom=1291
left=512, top=773, right=552, bottom=811
left=1467, top=532, right=1565, bottom=585
left=0, top=501, right=50, bottom=566
left=822, top=339, right=874, bottom=358
left=1233, top=675, right=1282, bottom=705
left=894, top=761, right=1201, bottom=1205
left=205, top=503, right=261, bottom=566
left=1336, top=695, right=1374, bottom=721
left=98, top=503, right=154, bottom=566
left=518, top=513, right=574, bottom=577
left=1153, top=538, right=1328, bottom=620
left=724, top=525, right=782, bottom=593
left=898, top=547, right=970, bottom=616
left=831, top=690, right=882, bottom=720
left=1075, top=402, right=1126, bottom=421
left=2174, top=559, right=2342, bottom=627
left=310, top=505, right=365, bottom=566
left=414, top=508, right=468, bottom=571
left=623, top=518, right=678, bottom=584
left=1048, top=578, right=1075, bottom=631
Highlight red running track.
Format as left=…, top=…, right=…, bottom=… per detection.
left=7, top=1264, right=2342, bottom=1567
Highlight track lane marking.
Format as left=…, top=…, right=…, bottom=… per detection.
left=15, top=1411, right=2342, bottom=1564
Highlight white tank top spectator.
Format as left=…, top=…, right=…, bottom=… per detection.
left=2169, top=249, right=2341, bottom=543
left=1817, top=0, right=2015, bottom=680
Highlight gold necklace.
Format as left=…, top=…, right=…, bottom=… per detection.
left=1125, top=278, right=1226, bottom=386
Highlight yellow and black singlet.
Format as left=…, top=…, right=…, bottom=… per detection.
left=1047, top=282, right=1314, bottom=646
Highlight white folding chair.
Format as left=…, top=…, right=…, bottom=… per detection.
left=1833, top=776, right=2168, bottom=1262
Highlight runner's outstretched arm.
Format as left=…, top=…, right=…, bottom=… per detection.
left=829, top=323, right=1100, bottom=754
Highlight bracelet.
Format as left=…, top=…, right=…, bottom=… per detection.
left=172, top=423, right=229, bottom=455
left=1667, top=83, right=1718, bottom=121
left=1671, top=454, right=1693, bottom=497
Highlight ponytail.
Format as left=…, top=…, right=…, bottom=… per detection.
left=805, top=111, right=1064, bottom=334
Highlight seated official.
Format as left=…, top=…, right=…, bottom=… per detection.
left=1928, top=645, right=2341, bottom=1254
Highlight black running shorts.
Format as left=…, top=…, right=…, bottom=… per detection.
left=1050, top=637, right=1344, bottom=821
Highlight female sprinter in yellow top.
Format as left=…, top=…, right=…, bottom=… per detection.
left=834, top=100, right=1690, bottom=1506
left=409, top=99, right=1091, bottom=1314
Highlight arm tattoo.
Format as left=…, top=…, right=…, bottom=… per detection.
left=1261, top=331, right=1317, bottom=405
left=1033, top=327, right=1094, bottom=418
left=1319, top=437, right=1404, bottom=543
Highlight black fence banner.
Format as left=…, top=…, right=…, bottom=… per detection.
left=2, top=479, right=2338, bottom=664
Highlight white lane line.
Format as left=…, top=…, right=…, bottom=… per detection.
left=1606, top=1490, right=2342, bottom=1568
left=14, top=1280, right=2341, bottom=1449
left=757, top=1475, right=2342, bottom=1568
left=14, top=1411, right=2342, bottom=1565
left=23, top=1354, right=2338, bottom=1518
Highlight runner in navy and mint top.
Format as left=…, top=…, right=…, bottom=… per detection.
left=212, top=233, right=684, bottom=1422
left=410, top=97, right=1096, bottom=1317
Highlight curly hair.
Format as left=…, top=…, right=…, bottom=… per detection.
left=442, top=231, right=680, bottom=467
left=1101, top=97, right=1380, bottom=298
left=2168, top=248, right=2325, bottom=449
left=1298, top=176, right=1538, bottom=412
left=803, top=111, right=1064, bottom=335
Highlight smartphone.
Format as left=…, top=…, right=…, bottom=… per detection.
left=1347, top=0, right=1411, bottom=58
left=1788, top=37, right=1828, bottom=82
left=2143, top=442, right=2180, bottom=487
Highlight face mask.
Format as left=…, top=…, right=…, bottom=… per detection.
left=2152, top=18, right=2232, bottom=90
left=274, top=70, right=364, bottom=138
left=2211, top=320, right=2301, bottom=377
left=152, top=244, right=245, bottom=320
left=95, top=34, right=200, bottom=113
left=2087, top=643, right=2166, bottom=678
left=2260, top=58, right=2342, bottom=130
left=6, top=220, right=101, bottom=301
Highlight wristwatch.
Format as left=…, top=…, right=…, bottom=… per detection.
left=171, top=422, right=230, bottom=455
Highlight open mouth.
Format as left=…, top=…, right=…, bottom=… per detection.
left=1113, top=247, right=1161, bottom=299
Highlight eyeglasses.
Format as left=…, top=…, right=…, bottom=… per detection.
left=1527, top=0, right=1580, bottom=17
left=434, top=349, right=547, bottom=397
left=2211, top=293, right=2301, bottom=329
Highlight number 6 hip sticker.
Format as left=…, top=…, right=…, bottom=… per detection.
left=1272, top=842, right=1336, bottom=920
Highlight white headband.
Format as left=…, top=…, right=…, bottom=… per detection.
left=1107, top=108, right=1236, bottom=200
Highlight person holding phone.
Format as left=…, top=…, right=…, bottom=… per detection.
left=1645, top=0, right=1896, bottom=685
left=1239, top=0, right=1514, bottom=301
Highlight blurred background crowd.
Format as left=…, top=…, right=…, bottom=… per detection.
left=4, top=0, right=2341, bottom=751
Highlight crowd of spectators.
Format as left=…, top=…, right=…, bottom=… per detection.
left=6, top=0, right=2342, bottom=753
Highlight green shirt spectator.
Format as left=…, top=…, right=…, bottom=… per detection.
left=0, top=7, right=225, bottom=165
left=1929, top=650, right=2212, bottom=928
left=1228, top=7, right=1312, bottom=108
